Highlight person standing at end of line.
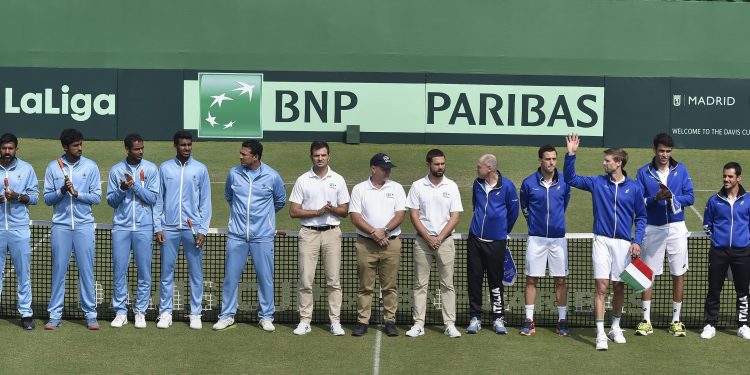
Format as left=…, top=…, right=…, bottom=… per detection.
left=405, top=149, right=463, bottom=338
left=349, top=153, right=406, bottom=337
left=564, top=133, right=646, bottom=351
left=701, top=162, right=750, bottom=340
left=466, top=154, right=519, bottom=335
left=635, top=133, right=694, bottom=337
left=154, top=131, right=211, bottom=330
left=519, top=145, right=571, bottom=337
left=106, top=134, right=159, bottom=329
left=44, top=128, right=102, bottom=330
left=0, top=133, right=39, bottom=330
left=213, top=140, right=286, bottom=332
left=288, top=141, right=349, bottom=336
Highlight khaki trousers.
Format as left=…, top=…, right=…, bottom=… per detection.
left=297, top=227, right=343, bottom=323
left=355, top=236, right=401, bottom=324
left=412, top=236, right=456, bottom=326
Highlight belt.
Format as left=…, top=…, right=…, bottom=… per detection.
left=358, top=234, right=398, bottom=240
left=303, top=225, right=338, bottom=231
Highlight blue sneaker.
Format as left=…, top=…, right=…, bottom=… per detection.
left=519, top=319, right=536, bottom=336
left=86, top=318, right=100, bottom=330
left=493, top=318, right=507, bottom=334
left=466, top=317, right=481, bottom=334
left=556, top=319, right=571, bottom=337
left=45, top=318, right=62, bottom=330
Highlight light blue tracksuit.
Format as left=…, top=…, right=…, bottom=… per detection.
left=44, top=155, right=101, bottom=320
left=154, top=156, right=211, bottom=316
left=106, top=159, right=159, bottom=315
left=0, top=157, right=39, bottom=318
left=219, top=163, right=286, bottom=320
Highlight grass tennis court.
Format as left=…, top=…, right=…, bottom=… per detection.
left=1, top=318, right=748, bottom=374
left=3, top=138, right=750, bottom=374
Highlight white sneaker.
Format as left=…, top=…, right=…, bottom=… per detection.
left=444, top=325, right=462, bottom=338
left=213, top=317, right=235, bottom=331
left=738, top=325, right=750, bottom=339
left=293, top=322, right=311, bottom=335
left=189, top=315, right=202, bottom=330
left=330, top=322, right=345, bottom=336
left=156, top=313, right=172, bottom=329
left=608, top=328, right=626, bottom=344
left=405, top=324, right=425, bottom=337
left=134, top=313, right=146, bottom=329
left=259, top=318, right=275, bottom=332
left=110, top=314, right=128, bottom=328
left=701, top=324, right=716, bottom=339
left=595, top=334, right=609, bottom=351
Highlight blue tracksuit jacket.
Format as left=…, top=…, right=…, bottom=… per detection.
left=225, top=162, right=286, bottom=242
left=469, top=171, right=519, bottom=241
left=703, top=185, right=750, bottom=249
left=636, top=158, right=694, bottom=226
left=106, top=159, right=160, bottom=231
left=1, top=158, right=39, bottom=230
left=154, top=156, right=212, bottom=234
left=520, top=168, right=570, bottom=238
left=564, top=154, right=647, bottom=245
left=43, top=155, right=101, bottom=227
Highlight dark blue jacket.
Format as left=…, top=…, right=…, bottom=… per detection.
left=636, top=158, right=694, bottom=226
left=703, top=185, right=750, bottom=249
left=469, top=171, right=519, bottom=240
left=520, top=168, right=570, bottom=238
left=564, top=154, right=647, bottom=245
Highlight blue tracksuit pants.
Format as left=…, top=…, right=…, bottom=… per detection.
left=0, top=229, right=33, bottom=318
left=159, top=229, right=203, bottom=316
left=219, top=238, right=275, bottom=320
left=112, top=230, right=153, bottom=315
left=48, top=225, right=97, bottom=320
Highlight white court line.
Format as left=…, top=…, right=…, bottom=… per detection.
left=690, top=205, right=703, bottom=221
left=373, top=328, right=382, bottom=375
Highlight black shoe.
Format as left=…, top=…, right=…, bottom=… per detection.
left=352, top=323, right=368, bottom=337
left=385, top=321, right=399, bottom=337
left=21, top=317, right=35, bottom=330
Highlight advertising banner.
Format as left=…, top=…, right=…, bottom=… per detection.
left=183, top=73, right=605, bottom=138
left=0, top=68, right=117, bottom=139
left=669, top=78, right=750, bottom=149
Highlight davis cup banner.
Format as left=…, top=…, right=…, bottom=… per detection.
left=184, top=73, right=605, bottom=139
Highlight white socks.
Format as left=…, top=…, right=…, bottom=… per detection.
left=612, top=315, right=622, bottom=330
left=525, top=305, right=534, bottom=320
left=672, top=301, right=682, bottom=322
left=642, top=300, right=651, bottom=322
left=596, top=320, right=605, bottom=336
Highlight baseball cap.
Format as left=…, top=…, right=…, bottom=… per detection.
left=370, top=153, right=397, bottom=168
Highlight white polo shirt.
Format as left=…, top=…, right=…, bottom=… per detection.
left=289, top=167, right=350, bottom=226
left=406, top=175, right=463, bottom=236
left=349, top=177, right=406, bottom=237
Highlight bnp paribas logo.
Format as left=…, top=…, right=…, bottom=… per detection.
left=198, top=73, right=263, bottom=138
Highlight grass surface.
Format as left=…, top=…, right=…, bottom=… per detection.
left=0, top=318, right=747, bottom=374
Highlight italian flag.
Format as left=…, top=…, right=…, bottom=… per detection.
left=620, top=258, right=653, bottom=293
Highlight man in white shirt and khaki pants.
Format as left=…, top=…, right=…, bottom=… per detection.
left=405, top=149, right=463, bottom=338
left=289, top=141, right=350, bottom=336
